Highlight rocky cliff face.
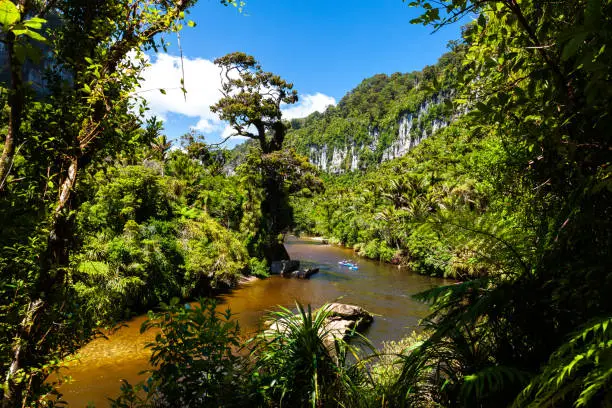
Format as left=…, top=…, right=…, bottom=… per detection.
left=304, top=91, right=453, bottom=174
left=283, top=50, right=464, bottom=173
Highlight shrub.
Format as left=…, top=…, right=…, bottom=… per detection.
left=248, top=257, right=269, bottom=278
left=247, top=303, right=370, bottom=407
left=368, top=331, right=429, bottom=405
left=110, top=298, right=246, bottom=407
left=179, top=215, right=248, bottom=293
left=378, top=241, right=396, bottom=263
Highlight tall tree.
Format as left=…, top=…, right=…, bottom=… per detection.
left=211, top=52, right=303, bottom=262
left=211, top=52, right=298, bottom=153
left=0, top=0, right=47, bottom=191
left=151, top=134, right=173, bottom=175
left=0, top=1, right=243, bottom=405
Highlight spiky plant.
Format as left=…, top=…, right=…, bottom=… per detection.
left=247, top=303, right=371, bottom=408
left=390, top=280, right=532, bottom=408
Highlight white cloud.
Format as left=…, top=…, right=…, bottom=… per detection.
left=282, top=92, right=336, bottom=120
left=193, top=118, right=217, bottom=132
left=220, top=124, right=245, bottom=140
left=136, top=53, right=336, bottom=141
left=135, top=53, right=224, bottom=132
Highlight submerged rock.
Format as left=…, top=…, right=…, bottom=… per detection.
left=270, top=260, right=300, bottom=275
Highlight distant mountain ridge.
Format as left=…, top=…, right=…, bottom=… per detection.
left=285, top=49, right=464, bottom=173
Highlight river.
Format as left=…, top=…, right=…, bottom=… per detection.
left=57, top=236, right=453, bottom=406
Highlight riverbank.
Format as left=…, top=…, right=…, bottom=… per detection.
left=303, top=236, right=329, bottom=244
left=296, top=234, right=407, bottom=266
left=57, top=236, right=448, bottom=406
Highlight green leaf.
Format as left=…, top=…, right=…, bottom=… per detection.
left=23, top=28, right=46, bottom=42
left=0, top=0, right=20, bottom=29
left=562, top=32, right=588, bottom=61
left=23, top=16, right=45, bottom=30
left=159, top=88, right=166, bottom=94
left=477, top=13, right=487, bottom=28
left=13, top=42, right=25, bottom=63
left=524, top=115, right=542, bottom=123
left=24, top=42, right=42, bottom=63
left=475, top=101, right=491, bottom=114
left=584, top=0, right=602, bottom=29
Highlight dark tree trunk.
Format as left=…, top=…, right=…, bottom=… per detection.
left=260, top=165, right=292, bottom=263
left=2, top=155, right=79, bottom=407
left=0, top=31, right=24, bottom=191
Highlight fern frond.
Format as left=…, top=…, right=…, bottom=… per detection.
left=514, top=316, right=612, bottom=408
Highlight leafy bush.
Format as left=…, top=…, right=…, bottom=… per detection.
left=358, top=239, right=382, bottom=259
left=378, top=241, right=396, bottom=263
left=75, top=164, right=250, bottom=323
left=179, top=215, right=248, bottom=293
left=368, top=331, right=429, bottom=405
left=515, top=317, right=612, bottom=407
left=110, top=298, right=246, bottom=408
left=248, top=257, right=269, bottom=278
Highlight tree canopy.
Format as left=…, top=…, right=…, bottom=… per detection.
left=211, top=51, right=298, bottom=153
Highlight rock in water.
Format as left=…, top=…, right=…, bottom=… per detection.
left=294, top=268, right=319, bottom=279
left=325, top=303, right=373, bottom=336
left=266, top=303, right=373, bottom=345
left=270, top=260, right=300, bottom=275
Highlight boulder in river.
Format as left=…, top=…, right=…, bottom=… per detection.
left=284, top=267, right=319, bottom=279
left=324, top=303, right=373, bottom=337
left=270, top=260, right=300, bottom=275
left=267, top=303, right=373, bottom=345
left=296, top=267, right=319, bottom=279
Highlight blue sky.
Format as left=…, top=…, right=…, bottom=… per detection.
left=137, top=0, right=467, bottom=146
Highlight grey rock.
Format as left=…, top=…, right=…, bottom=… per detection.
left=265, top=303, right=373, bottom=345
left=270, top=260, right=300, bottom=275
left=288, top=268, right=319, bottom=279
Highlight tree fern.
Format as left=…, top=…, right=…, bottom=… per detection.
left=514, top=317, right=612, bottom=408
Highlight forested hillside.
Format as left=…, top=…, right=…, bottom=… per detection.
left=285, top=49, right=463, bottom=172
left=289, top=42, right=513, bottom=278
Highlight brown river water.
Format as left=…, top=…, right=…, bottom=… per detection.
left=56, top=236, right=453, bottom=406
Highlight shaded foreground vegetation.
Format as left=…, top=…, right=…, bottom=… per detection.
left=108, top=299, right=400, bottom=408
left=1, top=0, right=611, bottom=406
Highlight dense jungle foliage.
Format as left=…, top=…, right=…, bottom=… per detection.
left=291, top=0, right=612, bottom=406
left=291, top=118, right=510, bottom=279
left=1, top=0, right=611, bottom=406
left=0, top=0, right=318, bottom=405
